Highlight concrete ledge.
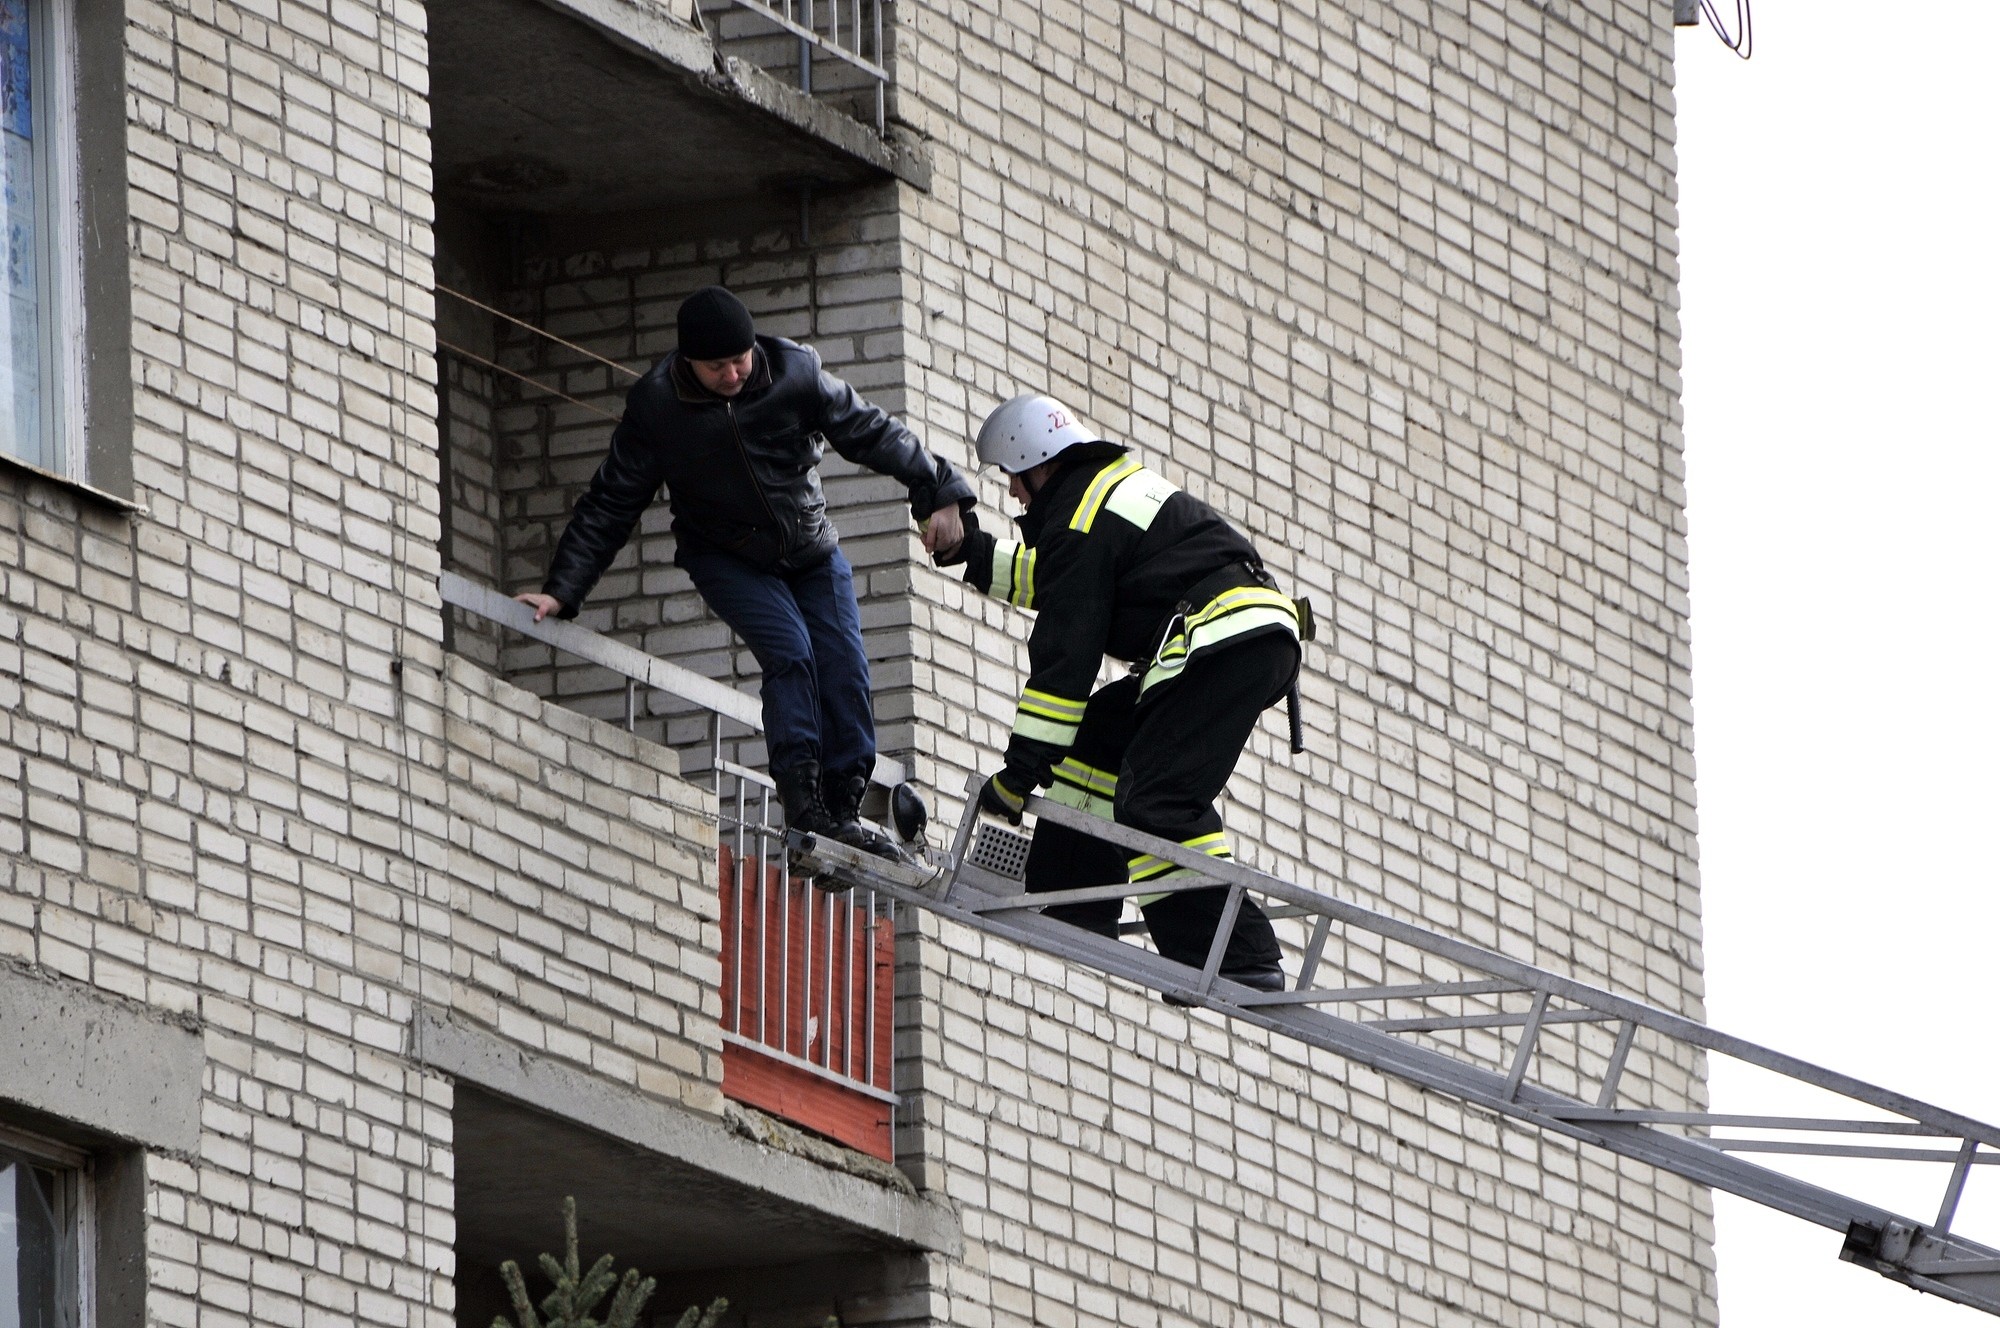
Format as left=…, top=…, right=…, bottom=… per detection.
left=410, top=1008, right=960, bottom=1257
left=539, top=0, right=930, bottom=190
left=0, top=963, right=203, bottom=1153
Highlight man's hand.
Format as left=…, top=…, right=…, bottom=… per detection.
left=513, top=591, right=565, bottom=623
left=921, top=504, right=965, bottom=558
left=977, top=771, right=1030, bottom=826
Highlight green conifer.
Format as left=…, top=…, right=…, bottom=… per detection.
left=491, top=1196, right=660, bottom=1328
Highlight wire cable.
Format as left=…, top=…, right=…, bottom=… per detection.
left=436, top=337, right=623, bottom=422
left=436, top=282, right=644, bottom=380
left=1701, top=0, right=1752, bottom=59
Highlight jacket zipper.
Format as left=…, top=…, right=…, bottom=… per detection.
left=725, top=399, right=784, bottom=542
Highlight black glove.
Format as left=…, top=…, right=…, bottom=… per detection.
left=977, top=769, right=1030, bottom=825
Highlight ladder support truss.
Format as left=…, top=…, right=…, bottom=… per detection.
left=792, top=775, right=2000, bottom=1317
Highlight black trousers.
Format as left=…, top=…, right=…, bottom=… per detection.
left=1022, top=632, right=1299, bottom=972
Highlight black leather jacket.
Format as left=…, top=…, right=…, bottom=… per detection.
left=542, top=336, right=974, bottom=613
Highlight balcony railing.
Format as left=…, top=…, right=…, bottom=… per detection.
left=707, top=0, right=889, bottom=132
left=440, top=572, right=901, bottom=1159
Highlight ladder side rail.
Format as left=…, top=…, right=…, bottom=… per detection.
left=799, top=832, right=2000, bottom=1314
left=1019, top=791, right=2000, bottom=1151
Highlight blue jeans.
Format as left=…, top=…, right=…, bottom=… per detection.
left=679, top=546, right=876, bottom=781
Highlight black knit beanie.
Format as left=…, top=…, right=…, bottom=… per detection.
left=677, top=286, right=756, bottom=360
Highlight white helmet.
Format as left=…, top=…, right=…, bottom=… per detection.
left=974, top=394, right=1098, bottom=474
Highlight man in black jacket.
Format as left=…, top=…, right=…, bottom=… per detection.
left=933, top=392, right=1301, bottom=992
left=515, top=286, right=973, bottom=855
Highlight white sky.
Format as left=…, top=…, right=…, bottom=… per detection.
left=1675, top=3, right=2000, bottom=1324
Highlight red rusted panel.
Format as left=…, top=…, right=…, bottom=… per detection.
left=717, top=845, right=895, bottom=1160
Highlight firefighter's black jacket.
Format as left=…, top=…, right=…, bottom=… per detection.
left=947, top=443, right=1301, bottom=791
left=542, top=335, right=973, bottom=613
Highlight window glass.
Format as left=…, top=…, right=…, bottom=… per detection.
left=0, top=0, right=47, bottom=468
left=0, top=1144, right=73, bottom=1328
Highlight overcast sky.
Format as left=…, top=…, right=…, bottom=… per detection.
left=1674, top=2, right=2000, bottom=1323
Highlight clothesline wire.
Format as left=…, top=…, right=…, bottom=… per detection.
left=436, top=282, right=645, bottom=381
left=437, top=336, right=623, bottom=423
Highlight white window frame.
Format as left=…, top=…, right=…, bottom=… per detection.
left=7, top=0, right=87, bottom=479
left=0, top=1120, right=94, bottom=1328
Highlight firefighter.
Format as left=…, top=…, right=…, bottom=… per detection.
left=933, top=393, right=1302, bottom=992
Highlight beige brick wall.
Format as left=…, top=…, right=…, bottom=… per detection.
left=3, top=2, right=1707, bottom=1327
left=886, top=1, right=1708, bottom=1326
left=5, top=6, right=725, bottom=1328
left=440, top=655, right=724, bottom=1110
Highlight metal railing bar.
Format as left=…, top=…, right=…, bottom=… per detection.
left=864, top=891, right=878, bottom=1087
left=1596, top=1019, right=1638, bottom=1108
left=1363, top=1007, right=1611, bottom=1034
left=1713, top=1140, right=2000, bottom=1164
left=1503, top=990, right=1551, bottom=1101
left=1296, top=914, right=1333, bottom=990
left=1018, top=789, right=2000, bottom=1150
left=1247, top=978, right=1526, bottom=1009
left=443, top=573, right=905, bottom=788
left=1939, top=1141, right=1982, bottom=1234
left=967, top=877, right=1223, bottom=914
left=1539, top=1108, right=1969, bottom=1135
left=720, top=1031, right=900, bottom=1104
left=781, top=877, right=793, bottom=1056
left=1195, top=886, right=1247, bottom=1001
left=726, top=0, right=890, bottom=80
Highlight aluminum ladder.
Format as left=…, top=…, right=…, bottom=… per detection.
left=791, top=776, right=2000, bottom=1316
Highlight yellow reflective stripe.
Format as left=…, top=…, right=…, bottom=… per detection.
left=1102, top=468, right=1179, bottom=531
left=989, top=540, right=1018, bottom=603
left=1140, top=589, right=1301, bottom=694
left=1011, top=713, right=1080, bottom=745
left=988, top=539, right=1038, bottom=608
left=1129, top=832, right=1234, bottom=887
left=1187, top=585, right=1297, bottom=631
left=1018, top=687, right=1088, bottom=723
left=1043, top=781, right=1113, bottom=820
left=1053, top=757, right=1117, bottom=798
left=1010, top=544, right=1037, bottom=607
left=1069, top=457, right=1143, bottom=533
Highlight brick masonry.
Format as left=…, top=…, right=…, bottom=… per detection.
left=0, top=1, right=1706, bottom=1327
left=885, top=0, right=1709, bottom=1325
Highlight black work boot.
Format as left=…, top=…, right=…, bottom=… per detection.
left=774, top=761, right=839, bottom=837
left=821, top=769, right=915, bottom=865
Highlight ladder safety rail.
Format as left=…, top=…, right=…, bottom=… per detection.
left=788, top=773, right=2000, bottom=1317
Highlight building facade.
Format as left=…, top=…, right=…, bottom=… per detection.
left=1, top=1, right=1706, bottom=1326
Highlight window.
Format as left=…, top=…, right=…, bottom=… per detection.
left=0, top=0, right=82, bottom=476
left=0, top=1127, right=89, bottom=1328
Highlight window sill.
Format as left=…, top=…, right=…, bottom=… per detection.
left=0, top=451, right=147, bottom=516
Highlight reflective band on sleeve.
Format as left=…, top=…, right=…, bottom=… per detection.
left=1011, top=712, right=1081, bottom=746
left=1018, top=687, right=1088, bottom=723
left=1102, top=468, right=1179, bottom=531
left=1130, top=831, right=1234, bottom=894
left=989, top=539, right=1038, bottom=608
left=1052, top=756, right=1117, bottom=799
left=1069, top=457, right=1144, bottom=533
left=1012, top=687, right=1088, bottom=746
left=1047, top=757, right=1118, bottom=819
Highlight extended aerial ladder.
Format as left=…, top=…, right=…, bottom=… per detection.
left=793, top=783, right=2000, bottom=1317
left=440, top=572, right=2000, bottom=1316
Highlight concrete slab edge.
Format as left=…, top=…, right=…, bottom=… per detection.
left=0, top=961, right=203, bottom=1154
left=409, top=1007, right=961, bottom=1257
left=535, top=0, right=931, bottom=190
